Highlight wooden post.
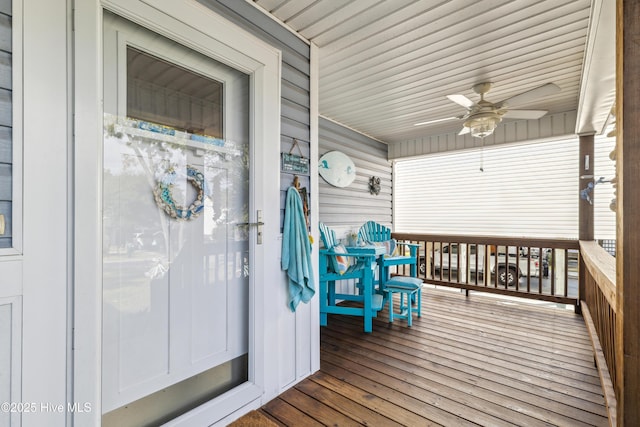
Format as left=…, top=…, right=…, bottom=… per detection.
left=578, top=133, right=594, bottom=314
left=579, top=133, right=595, bottom=241
left=616, top=0, right=640, bottom=424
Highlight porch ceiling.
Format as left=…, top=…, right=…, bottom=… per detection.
left=252, top=0, right=616, bottom=144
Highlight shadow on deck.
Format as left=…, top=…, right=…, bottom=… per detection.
left=234, top=287, right=607, bottom=426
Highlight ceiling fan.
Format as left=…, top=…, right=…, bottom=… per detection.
left=415, top=82, right=561, bottom=138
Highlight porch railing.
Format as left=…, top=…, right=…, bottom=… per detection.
left=391, top=233, right=580, bottom=306
left=579, top=240, right=617, bottom=425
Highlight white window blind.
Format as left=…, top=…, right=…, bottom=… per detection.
left=394, top=138, right=582, bottom=238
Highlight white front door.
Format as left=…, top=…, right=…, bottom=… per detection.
left=101, top=13, right=252, bottom=426
left=73, top=1, right=281, bottom=425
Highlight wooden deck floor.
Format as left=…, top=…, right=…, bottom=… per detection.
left=246, top=287, right=608, bottom=426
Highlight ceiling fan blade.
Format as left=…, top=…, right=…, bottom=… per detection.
left=458, top=126, right=470, bottom=135
left=414, top=116, right=459, bottom=126
left=502, top=109, right=548, bottom=119
left=447, top=94, right=475, bottom=109
left=497, top=83, right=560, bottom=107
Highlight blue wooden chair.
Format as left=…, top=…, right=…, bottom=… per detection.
left=358, top=221, right=419, bottom=288
left=319, top=222, right=384, bottom=333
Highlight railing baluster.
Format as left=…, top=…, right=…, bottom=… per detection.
left=474, top=243, right=479, bottom=286
left=564, top=249, right=569, bottom=297
left=550, top=249, right=556, bottom=296
left=539, top=247, right=543, bottom=295
left=515, top=246, right=520, bottom=291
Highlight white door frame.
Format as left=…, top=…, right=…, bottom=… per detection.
left=73, top=1, right=281, bottom=424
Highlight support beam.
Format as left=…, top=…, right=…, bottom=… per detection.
left=616, top=0, right=640, bottom=424
left=579, top=133, right=595, bottom=241
left=578, top=133, right=594, bottom=314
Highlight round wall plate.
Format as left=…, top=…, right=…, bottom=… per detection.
left=318, top=151, right=356, bottom=188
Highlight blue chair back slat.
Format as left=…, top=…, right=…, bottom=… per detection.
left=358, top=220, right=419, bottom=286
left=319, top=222, right=338, bottom=249
left=360, top=220, right=391, bottom=244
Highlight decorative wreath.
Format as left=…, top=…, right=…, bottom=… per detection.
left=153, top=165, right=207, bottom=220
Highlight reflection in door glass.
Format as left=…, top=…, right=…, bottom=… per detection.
left=127, top=47, right=223, bottom=137
left=102, top=17, right=249, bottom=426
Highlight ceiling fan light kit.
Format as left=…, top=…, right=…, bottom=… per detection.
left=414, top=82, right=561, bottom=139
left=464, top=113, right=501, bottom=138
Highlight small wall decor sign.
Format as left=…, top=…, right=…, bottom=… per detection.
left=281, top=138, right=309, bottom=174
left=281, top=152, right=309, bottom=174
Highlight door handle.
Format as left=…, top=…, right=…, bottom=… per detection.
left=235, top=210, right=264, bottom=244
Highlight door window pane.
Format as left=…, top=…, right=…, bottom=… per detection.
left=127, top=47, right=223, bottom=137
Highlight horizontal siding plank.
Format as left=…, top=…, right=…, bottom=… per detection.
left=0, top=88, right=10, bottom=127
left=282, top=98, right=310, bottom=127
left=321, top=120, right=387, bottom=153
left=281, top=49, right=311, bottom=78
left=0, top=126, right=10, bottom=163
left=0, top=51, right=10, bottom=90
left=319, top=213, right=392, bottom=228
left=0, top=14, right=9, bottom=54
left=319, top=143, right=388, bottom=172
left=319, top=197, right=392, bottom=211
left=282, top=80, right=310, bottom=109
left=281, top=116, right=310, bottom=142
left=0, top=163, right=10, bottom=200
left=0, top=0, right=10, bottom=16
left=319, top=128, right=388, bottom=155
left=282, top=63, right=310, bottom=92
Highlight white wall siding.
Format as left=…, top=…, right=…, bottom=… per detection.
left=319, top=117, right=391, bottom=237
left=394, top=138, right=581, bottom=238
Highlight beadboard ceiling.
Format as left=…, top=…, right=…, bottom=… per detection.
left=252, top=0, right=615, bottom=144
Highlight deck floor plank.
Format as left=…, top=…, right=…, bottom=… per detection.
left=294, top=378, right=405, bottom=427
left=344, top=319, right=600, bottom=394
left=323, top=320, right=607, bottom=424
left=261, top=397, right=323, bottom=426
left=247, top=288, right=608, bottom=426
